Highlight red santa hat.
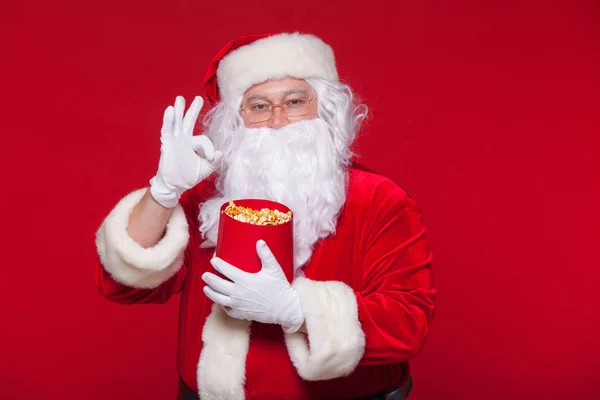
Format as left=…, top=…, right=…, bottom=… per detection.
left=203, top=32, right=339, bottom=104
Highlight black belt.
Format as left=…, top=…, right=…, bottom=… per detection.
left=361, top=377, right=412, bottom=400
left=177, top=376, right=412, bottom=400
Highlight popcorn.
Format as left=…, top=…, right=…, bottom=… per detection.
left=222, top=200, right=292, bottom=226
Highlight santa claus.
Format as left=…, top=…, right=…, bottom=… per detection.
left=94, top=32, right=436, bottom=400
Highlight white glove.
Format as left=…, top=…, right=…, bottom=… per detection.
left=202, top=240, right=305, bottom=333
left=149, top=96, right=222, bottom=208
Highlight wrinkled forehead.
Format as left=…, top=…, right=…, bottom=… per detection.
left=242, top=78, right=314, bottom=102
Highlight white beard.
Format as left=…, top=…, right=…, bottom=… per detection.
left=199, top=118, right=348, bottom=275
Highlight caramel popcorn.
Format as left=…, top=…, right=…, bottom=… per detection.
left=223, top=201, right=292, bottom=225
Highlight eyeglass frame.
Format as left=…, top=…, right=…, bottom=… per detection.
left=239, top=96, right=317, bottom=123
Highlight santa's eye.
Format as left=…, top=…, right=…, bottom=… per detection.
left=285, top=98, right=309, bottom=108
left=248, top=103, right=271, bottom=112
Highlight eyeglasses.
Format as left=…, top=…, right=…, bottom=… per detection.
left=240, top=96, right=316, bottom=123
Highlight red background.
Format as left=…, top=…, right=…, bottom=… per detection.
left=2, top=0, right=599, bottom=399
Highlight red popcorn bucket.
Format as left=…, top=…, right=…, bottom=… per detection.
left=215, top=199, right=294, bottom=283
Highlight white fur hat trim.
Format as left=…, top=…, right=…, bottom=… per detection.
left=217, top=32, right=338, bottom=101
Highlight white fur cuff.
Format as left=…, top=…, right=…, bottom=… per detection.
left=95, top=188, right=189, bottom=289
left=284, top=278, right=366, bottom=380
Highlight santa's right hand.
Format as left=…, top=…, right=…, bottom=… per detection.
left=149, top=96, right=223, bottom=208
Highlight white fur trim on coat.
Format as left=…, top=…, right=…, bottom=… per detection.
left=198, top=304, right=252, bottom=400
left=284, top=277, right=366, bottom=380
left=217, top=32, right=338, bottom=101
left=95, top=188, right=189, bottom=289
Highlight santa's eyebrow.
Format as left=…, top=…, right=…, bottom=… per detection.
left=245, top=94, right=268, bottom=102
left=281, top=89, right=309, bottom=97
left=245, top=89, right=310, bottom=103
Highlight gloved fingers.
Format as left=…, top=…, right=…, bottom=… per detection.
left=222, top=306, right=247, bottom=320
left=191, top=135, right=215, bottom=160
left=200, top=151, right=223, bottom=177
left=183, top=96, right=203, bottom=136
left=195, top=158, right=218, bottom=183
left=211, top=150, right=223, bottom=167
left=203, top=286, right=232, bottom=307
left=210, top=257, right=250, bottom=283
left=160, top=106, right=175, bottom=140
left=256, top=240, right=280, bottom=270
left=202, top=272, right=236, bottom=297
left=173, top=96, right=185, bottom=136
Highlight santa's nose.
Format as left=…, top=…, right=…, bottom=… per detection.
left=268, top=107, right=289, bottom=129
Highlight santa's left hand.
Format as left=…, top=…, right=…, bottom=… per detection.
left=202, top=240, right=305, bottom=333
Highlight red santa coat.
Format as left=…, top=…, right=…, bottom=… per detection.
left=94, top=164, right=436, bottom=399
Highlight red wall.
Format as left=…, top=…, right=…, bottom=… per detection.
left=2, top=0, right=599, bottom=399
